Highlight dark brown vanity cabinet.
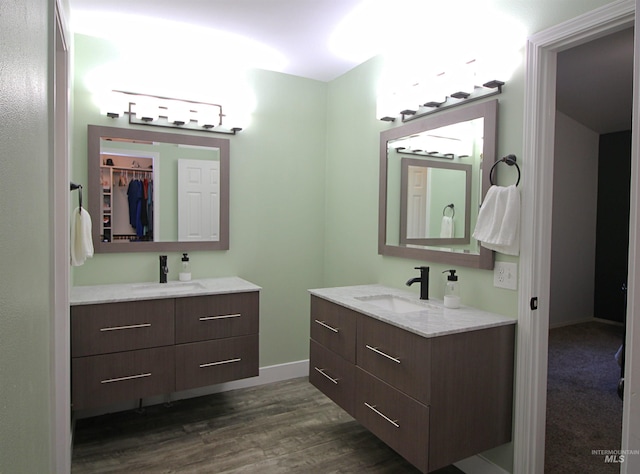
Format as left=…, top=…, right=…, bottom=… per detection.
left=309, top=295, right=515, bottom=473
left=71, top=291, right=259, bottom=411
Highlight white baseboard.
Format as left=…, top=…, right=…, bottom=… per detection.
left=454, top=454, right=511, bottom=474
left=74, top=359, right=310, bottom=419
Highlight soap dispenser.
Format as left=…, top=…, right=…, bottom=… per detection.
left=179, top=253, right=191, bottom=282
left=442, top=269, right=460, bottom=309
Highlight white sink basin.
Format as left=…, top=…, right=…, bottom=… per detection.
left=131, top=281, right=206, bottom=295
left=355, top=294, right=440, bottom=314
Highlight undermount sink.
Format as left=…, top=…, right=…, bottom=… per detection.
left=355, top=294, right=441, bottom=314
left=131, top=281, right=206, bottom=295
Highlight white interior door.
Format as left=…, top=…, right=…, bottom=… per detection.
left=178, top=159, right=220, bottom=242
left=407, top=166, right=429, bottom=238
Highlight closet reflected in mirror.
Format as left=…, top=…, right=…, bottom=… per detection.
left=88, top=125, right=229, bottom=253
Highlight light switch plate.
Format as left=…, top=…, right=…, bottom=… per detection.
left=494, top=262, right=517, bottom=290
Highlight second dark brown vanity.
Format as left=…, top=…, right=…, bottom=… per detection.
left=309, top=285, right=516, bottom=473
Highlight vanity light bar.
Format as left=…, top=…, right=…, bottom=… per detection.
left=380, top=80, right=504, bottom=123
left=394, top=148, right=457, bottom=160
left=105, top=91, right=243, bottom=136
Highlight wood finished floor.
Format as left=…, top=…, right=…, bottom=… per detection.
left=72, top=377, right=463, bottom=473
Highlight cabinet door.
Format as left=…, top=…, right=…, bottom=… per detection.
left=175, top=334, right=259, bottom=391
left=72, top=346, right=175, bottom=411
left=357, top=315, right=431, bottom=404
left=175, top=292, right=259, bottom=344
left=309, top=339, right=356, bottom=417
left=356, top=368, right=429, bottom=473
left=310, top=296, right=357, bottom=363
left=71, top=299, right=175, bottom=357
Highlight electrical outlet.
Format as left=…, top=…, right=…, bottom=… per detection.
left=494, top=262, right=518, bottom=290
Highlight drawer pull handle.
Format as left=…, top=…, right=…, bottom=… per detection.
left=364, top=402, right=400, bottom=428
left=365, top=345, right=401, bottom=364
left=314, top=367, right=339, bottom=384
left=101, top=373, right=151, bottom=384
left=199, top=313, right=241, bottom=321
left=100, top=323, right=151, bottom=332
left=199, top=357, right=241, bottom=368
left=314, top=319, right=339, bottom=333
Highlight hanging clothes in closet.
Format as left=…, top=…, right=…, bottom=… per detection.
left=127, top=178, right=144, bottom=239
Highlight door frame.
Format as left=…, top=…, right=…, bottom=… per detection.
left=52, top=0, right=71, bottom=471
left=515, top=0, right=637, bottom=472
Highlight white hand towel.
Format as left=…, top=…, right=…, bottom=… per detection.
left=472, top=185, right=520, bottom=256
left=440, top=216, right=454, bottom=238
left=71, top=207, right=94, bottom=266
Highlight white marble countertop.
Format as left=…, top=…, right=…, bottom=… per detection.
left=309, top=284, right=516, bottom=338
left=70, top=277, right=261, bottom=306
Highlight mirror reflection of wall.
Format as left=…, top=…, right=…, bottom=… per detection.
left=387, top=118, right=481, bottom=251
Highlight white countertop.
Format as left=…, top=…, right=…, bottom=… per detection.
left=309, top=284, right=516, bottom=338
left=71, top=277, right=261, bottom=306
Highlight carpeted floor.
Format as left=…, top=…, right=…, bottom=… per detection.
left=545, top=321, right=624, bottom=473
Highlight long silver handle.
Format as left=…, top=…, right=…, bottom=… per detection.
left=365, top=344, right=401, bottom=364
left=314, top=367, right=339, bottom=384
left=364, top=402, right=400, bottom=428
left=101, top=373, right=151, bottom=384
left=314, top=319, right=339, bottom=333
left=199, top=358, right=241, bottom=368
left=100, top=323, right=151, bottom=332
left=199, top=313, right=241, bottom=321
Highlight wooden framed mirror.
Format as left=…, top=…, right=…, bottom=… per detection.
left=88, top=125, right=229, bottom=253
left=378, top=99, right=497, bottom=269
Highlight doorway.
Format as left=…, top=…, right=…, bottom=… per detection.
left=547, top=27, right=633, bottom=466
left=514, top=1, right=638, bottom=472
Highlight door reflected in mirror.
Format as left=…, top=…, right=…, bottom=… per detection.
left=88, top=125, right=229, bottom=253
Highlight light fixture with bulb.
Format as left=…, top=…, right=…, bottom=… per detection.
left=102, top=91, right=244, bottom=135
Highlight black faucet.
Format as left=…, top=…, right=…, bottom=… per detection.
left=406, top=266, right=429, bottom=300
left=159, top=255, right=168, bottom=283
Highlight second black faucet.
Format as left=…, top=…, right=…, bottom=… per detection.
left=406, top=266, right=430, bottom=300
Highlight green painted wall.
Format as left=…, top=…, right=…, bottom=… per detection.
left=72, top=34, right=328, bottom=367
left=0, top=0, right=55, bottom=472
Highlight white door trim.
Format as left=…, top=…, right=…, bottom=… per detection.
left=516, top=1, right=635, bottom=472
left=52, top=0, right=71, bottom=471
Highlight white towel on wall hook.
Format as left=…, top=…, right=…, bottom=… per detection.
left=71, top=207, right=94, bottom=266
left=472, top=184, right=520, bottom=256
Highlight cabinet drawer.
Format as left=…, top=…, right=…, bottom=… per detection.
left=175, top=292, right=259, bottom=344
left=357, top=315, right=431, bottom=404
left=309, top=339, right=356, bottom=417
left=175, top=334, right=259, bottom=391
left=72, top=346, right=175, bottom=411
left=356, top=368, right=429, bottom=473
left=71, top=300, right=175, bottom=357
left=310, top=296, right=357, bottom=363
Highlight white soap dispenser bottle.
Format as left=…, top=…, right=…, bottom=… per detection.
left=179, top=253, right=191, bottom=282
left=443, top=269, right=460, bottom=309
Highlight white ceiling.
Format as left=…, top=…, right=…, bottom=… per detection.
left=68, top=0, right=365, bottom=82
left=68, top=0, right=634, bottom=134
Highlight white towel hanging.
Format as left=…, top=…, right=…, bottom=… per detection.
left=473, top=185, right=520, bottom=256
left=71, top=207, right=94, bottom=266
